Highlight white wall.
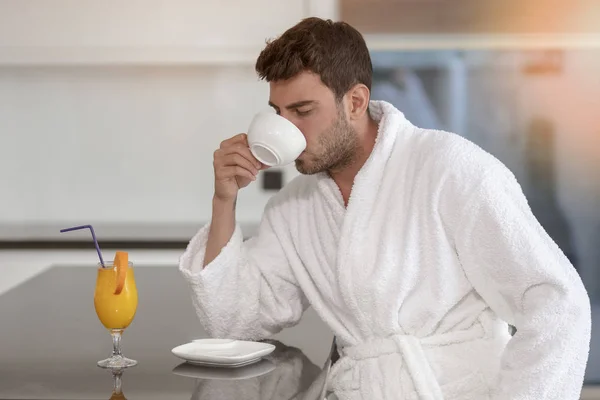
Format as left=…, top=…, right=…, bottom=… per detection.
left=0, top=65, right=299, bottom=227
left=0, top=0, right=339, bottom=233
left=0, top=0, right=308, bottom=64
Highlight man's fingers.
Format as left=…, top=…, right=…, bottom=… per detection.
left=219, top=133, right=248, bottom=149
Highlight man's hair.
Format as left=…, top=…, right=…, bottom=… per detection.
left=255, top=17, right=372, bottom=101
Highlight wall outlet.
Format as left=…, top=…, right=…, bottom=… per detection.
left=262, top=169, right=284, bottom=191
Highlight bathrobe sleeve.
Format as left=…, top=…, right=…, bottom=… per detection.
left=446, top=165, right=591, bottom=399
left=178, top=197, right=309, bottom=340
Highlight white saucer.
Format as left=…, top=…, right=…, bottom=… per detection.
left=172, top=359, right=276, bottom=380
left=171, top=339, right=276, bottom=367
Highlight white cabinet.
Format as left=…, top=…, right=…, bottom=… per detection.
left=0, top=0, right=337, bottom=65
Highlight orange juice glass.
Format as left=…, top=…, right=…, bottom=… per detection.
left=94, top=261, right=138, bottom=369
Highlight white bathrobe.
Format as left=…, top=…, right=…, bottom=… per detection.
left=179, top=100, right=591, bottom=399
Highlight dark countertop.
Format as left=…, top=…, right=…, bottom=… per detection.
left=4, top=261, right=600, bottom=399
left=0, top=265, right=333, bottom=399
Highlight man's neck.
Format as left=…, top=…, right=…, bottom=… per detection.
left=328, top=116, right=379, bottom=207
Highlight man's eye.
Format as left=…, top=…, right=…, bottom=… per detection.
left=295, top=109, right=312, bottom=116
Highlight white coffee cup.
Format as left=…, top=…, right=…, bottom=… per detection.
left=247, top=111, right=307, bottom=167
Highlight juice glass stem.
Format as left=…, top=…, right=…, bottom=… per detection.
left=97, top=329, right=137, bottom=369
left=112, top=329, right=123, bottom=357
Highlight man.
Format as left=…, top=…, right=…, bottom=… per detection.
left=179, top=17, right=591, bottom=399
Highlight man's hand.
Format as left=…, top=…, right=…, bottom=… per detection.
left=213, top=133, right=263, bottom=202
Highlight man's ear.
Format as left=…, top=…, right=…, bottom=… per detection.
left=346, top=83, right=370, bottom=120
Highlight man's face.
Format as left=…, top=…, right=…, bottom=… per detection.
left=268, top=71, right=359, bottom=175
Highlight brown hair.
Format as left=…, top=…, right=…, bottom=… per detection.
left=255, top=17, right=372, bottom=101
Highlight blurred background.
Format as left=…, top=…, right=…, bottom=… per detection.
left=0, top=0, right=598, bottom=394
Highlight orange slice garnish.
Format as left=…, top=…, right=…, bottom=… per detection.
left=113, top=251, right=128, bottom=295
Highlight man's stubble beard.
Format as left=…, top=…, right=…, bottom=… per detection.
left=295, top=110, right=360, bottom=175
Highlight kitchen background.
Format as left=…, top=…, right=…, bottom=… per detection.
left=1, top=0, right=599, bottom=393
